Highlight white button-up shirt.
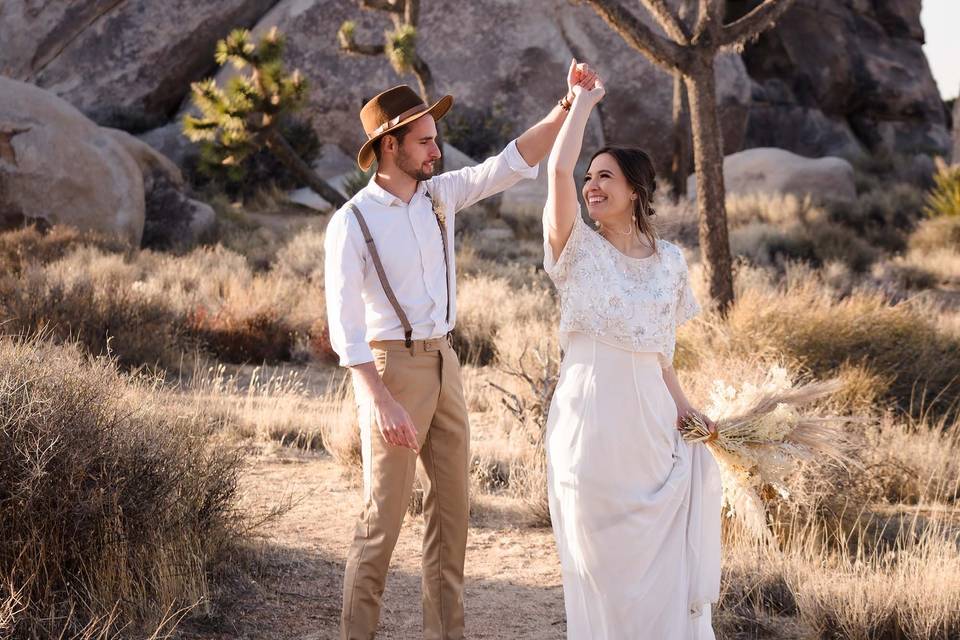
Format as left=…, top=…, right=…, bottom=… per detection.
left=324, top=139, right=538, bottom=366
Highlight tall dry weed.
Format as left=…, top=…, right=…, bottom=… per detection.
left=682, top=264, right=960, bottom=418
left=0, top=225, right=333, bottom=369
left=0, top=336, right=245, bottom=637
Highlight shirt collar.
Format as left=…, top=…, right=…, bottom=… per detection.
left=362, top=175, right=429, bottom=207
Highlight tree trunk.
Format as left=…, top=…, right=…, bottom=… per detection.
left=412, top=56, right=444, bottom=174
left=670, top=70, right=691, bottom=202
left=685, top=56, right=734, bottom=315
left=264, top=129, right=347, bottom=208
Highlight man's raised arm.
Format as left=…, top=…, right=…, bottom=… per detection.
left=429, top=59, right=598, bottom=213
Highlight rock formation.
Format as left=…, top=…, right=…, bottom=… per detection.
left=688, top=147, right=856, bottom=202
left=0, top=0, right=278, bottom=129
left=737, top=0, right=950, bottom=159
left=0, top=77, right=213, bottom=247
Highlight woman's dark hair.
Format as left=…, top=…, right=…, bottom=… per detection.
left=587, top=146, right=659, bottom=254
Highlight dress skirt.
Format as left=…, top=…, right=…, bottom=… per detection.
left=546, top=333, right=722, bottom=639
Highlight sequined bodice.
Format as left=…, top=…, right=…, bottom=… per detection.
left=543, top=209, right=701, bottom=366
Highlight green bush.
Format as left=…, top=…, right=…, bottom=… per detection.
left=189, top=116, right=321, bottom=199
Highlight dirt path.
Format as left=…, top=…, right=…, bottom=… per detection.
left=181, top=449, right=567, bottom=639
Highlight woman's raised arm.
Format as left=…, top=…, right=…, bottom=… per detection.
left=544, top=66, right=606, bottom=261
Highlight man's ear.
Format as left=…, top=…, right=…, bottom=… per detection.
left=381, top=134, right=397, bottom=155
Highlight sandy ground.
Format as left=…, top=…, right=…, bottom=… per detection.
left=179, top=449, right=567, bottom=640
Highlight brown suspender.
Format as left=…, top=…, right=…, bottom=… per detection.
left=349, top=196, right=450, bottom=349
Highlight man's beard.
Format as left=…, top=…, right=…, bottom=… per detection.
left=397, top=149, right=434, bottom=181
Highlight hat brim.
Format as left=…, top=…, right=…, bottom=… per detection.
left=357, top=94, right=454, bottom=171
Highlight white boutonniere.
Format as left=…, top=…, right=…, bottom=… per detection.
left=427, top=193, right=447, bottom=228
left=432, top=196, right=447, bottom=227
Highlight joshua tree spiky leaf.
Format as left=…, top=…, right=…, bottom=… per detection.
left=385, top=24, right=417, bottom=74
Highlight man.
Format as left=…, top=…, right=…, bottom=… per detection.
left=324, top=60, right=596, bottom=640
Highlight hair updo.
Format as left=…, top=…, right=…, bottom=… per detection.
left=588, top=146, right=659, bottom=253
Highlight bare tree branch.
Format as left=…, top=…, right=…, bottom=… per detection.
left=360, top=0, right=402, bottom=13
left=639, top=0, right=690, bottom=45
left=339, top=37, right=387, bottom=56
left=410, top=55, right=434, bottom=103
left=580, top=0, right=684, bottom=71
left=692, top=0, right=724, bottom=45
left=720, top=0, right=797, bottom=48
left=404, top=0, right=420, bottom=26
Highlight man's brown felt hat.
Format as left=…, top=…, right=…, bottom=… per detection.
left=357, top=85, right=453, bottom=171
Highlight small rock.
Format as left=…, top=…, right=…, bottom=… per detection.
left=288, top=187, right=332, bottom=212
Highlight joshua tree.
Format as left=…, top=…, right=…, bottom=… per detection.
left=184, top=27, right=346, bottom=207
left=582, top=0, right=796, bottom=314
left=338, top=0, right=445, bottom=172
left=670, top=0, right=695, bottom=203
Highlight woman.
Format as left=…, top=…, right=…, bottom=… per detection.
left=543, top=70, right=722, bottom=639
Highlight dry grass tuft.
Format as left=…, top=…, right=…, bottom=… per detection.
left=0, top=222, right=334, bottom=369
left=909, top=214, right=960, bottom=255
left=0, top=336, right=245, bottom=637
left=681, top=264, right=960, bottom=418
left=787, top=519, right=960, bottom=639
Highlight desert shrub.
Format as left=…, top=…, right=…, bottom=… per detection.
left=909, top=215, right=960, bottom=253
left=0, top=250, right=187, bottom=370
left=869, top=257, right=941, bottom=294
left=0, top=225, right=128, bottom=276
left=723, top=185, right=928, bottom=262
left=714, top=272, right=960, bottom=417
left=681, top=264, right=958, bottom=416
left=725, top=194, right=880, bottom=272
left=826, top=183, right=927, bottom=252
left=316, top=374, right=361, bottom=467
left=452, top=272, right=556, bottom=367
left=178, top=361, right=337, bottom=450
left=0, top=226, right=333, bottom=369
left=787, top=522, right=960, bottom=640
left=924, top=158, right=960, bottom=218
left=0, top=336, right=244, bottom=637
left=186, top=308, right=295, bottom=363
left=850, top=149, right=936, bottom=192
left=273, top=222, right=326, bottom=282
left=730, top=220, right=879, bottom=273
left=451, top=275, right=504, bottom=365
left=486, top=347, right=560, bottom=527
left=718, top=546, right=798, bottom=632
left=726, top=192, right=820, bottom=228
left=855, top=413, right=960, bottom=506
left=456, top=234, right=547, bottom=289
left=443, top=104, right=515, bottom=160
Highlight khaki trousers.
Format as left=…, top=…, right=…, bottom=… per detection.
left=340, top=336, right=470, bottom=640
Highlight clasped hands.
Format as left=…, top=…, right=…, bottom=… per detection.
left=566, top=58, right=606, bottom=106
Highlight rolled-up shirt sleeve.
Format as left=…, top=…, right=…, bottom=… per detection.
left=430, top=138, right=539, bottom=213
left=324, top=209, right=374, bottom=367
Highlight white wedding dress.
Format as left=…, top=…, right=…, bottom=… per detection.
left=544, top=209, right=722, bottom=639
